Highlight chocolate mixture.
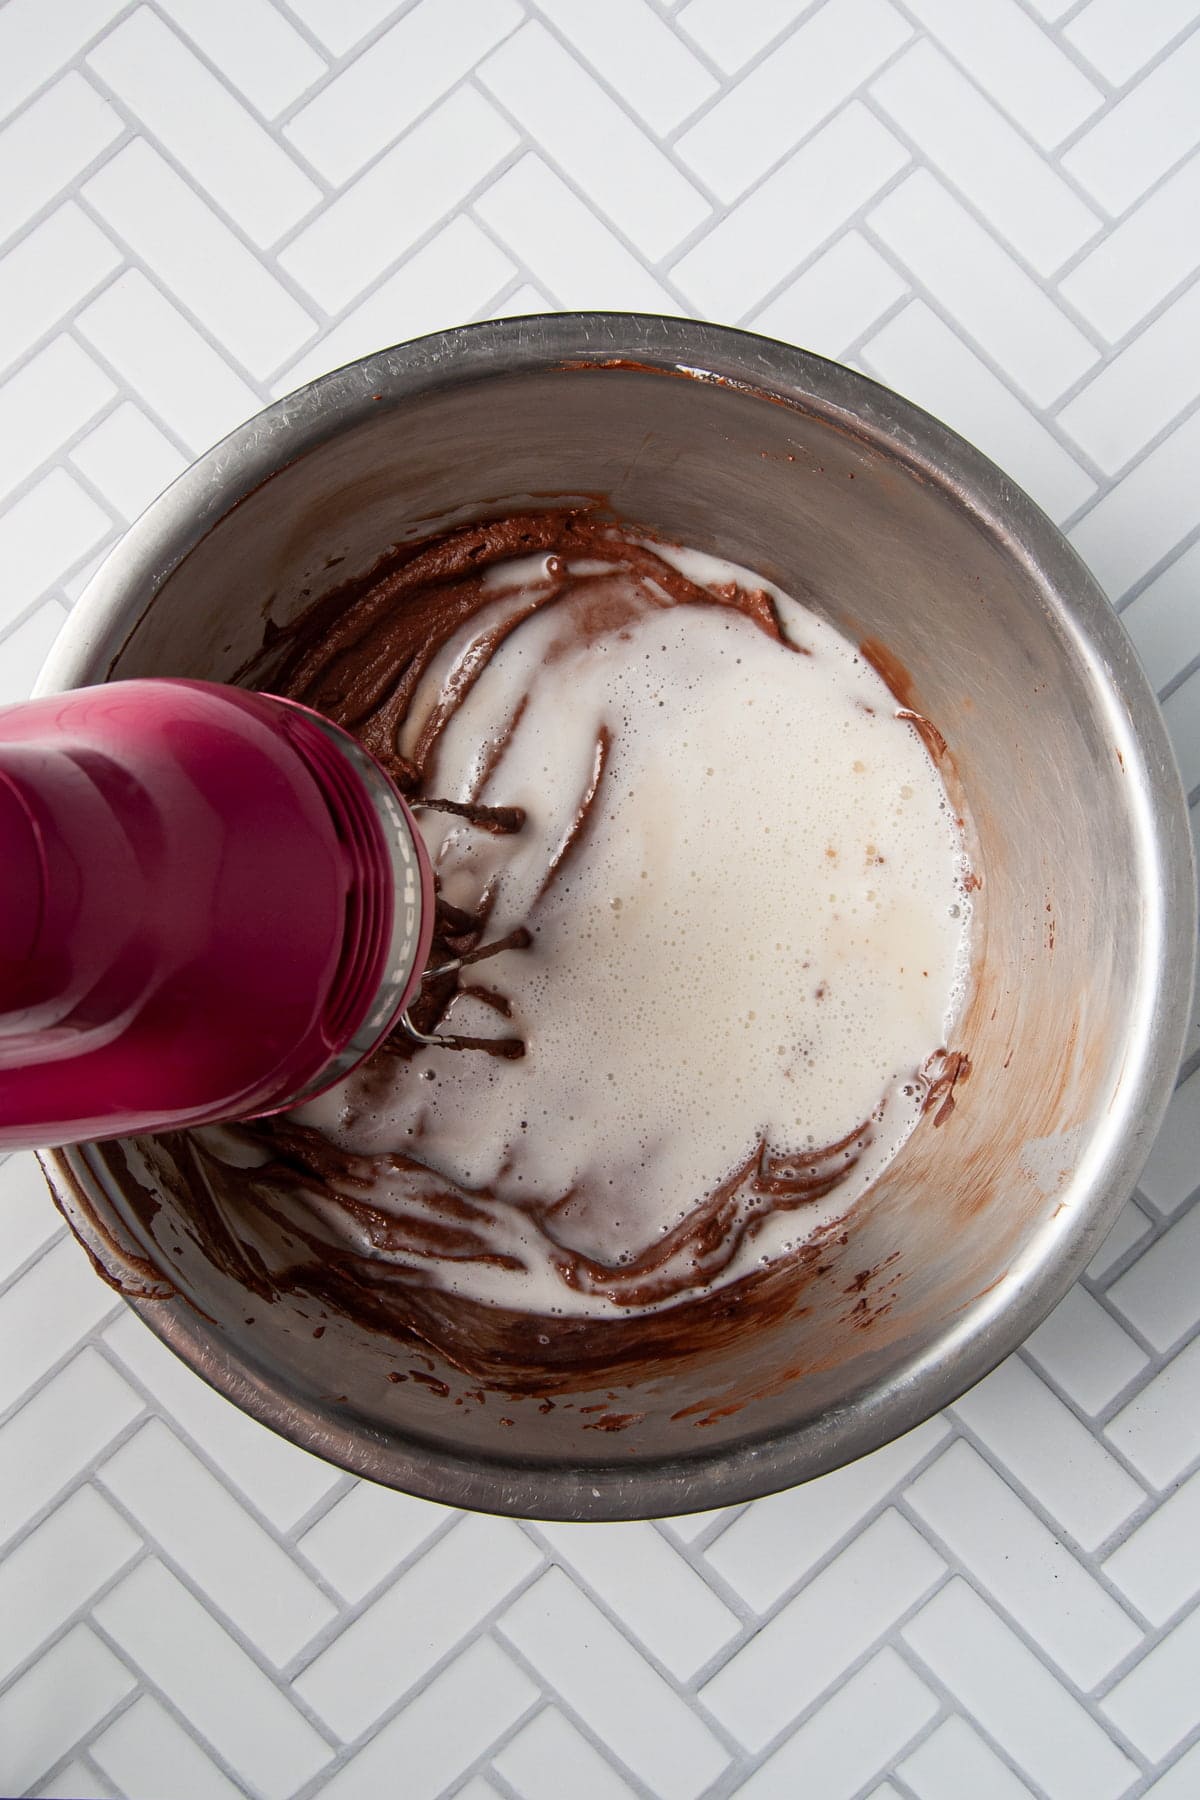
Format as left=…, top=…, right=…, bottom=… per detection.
left=103, top=512, right=966, bottom=1389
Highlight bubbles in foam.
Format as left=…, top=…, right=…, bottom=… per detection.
left=296, top=541, right=974, bottom=1317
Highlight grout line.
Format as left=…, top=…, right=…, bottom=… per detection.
left=23, top=1681, right=144, bottom=1800
left=135, top=0, right=336, bottom=202
left=84, top=1599, right=329, bottom=1798
left=64, top=101, right=327, bottom=329
left=76, top=64, right=328, bottom=266
left=60, top=323, right=200, bottom=467
left=480, top=1631, right=666, bottom=1800
left=0, top=1305, right=127, bottom=1438
left=0, top=1393, right=151, bottom=1569
left=69, top=188, right=309, bottom=395
left=0, top=250, right=128, bottom=390
left=435, top=1688, right=550, bottom=1800
left=271, top=0, right=427, bottom=123
left=497, top=2, right=720, bottom=168
left=0, top=115, right=135, bottom=265
left=0, top=1223, right=69, bottom=1301
left=3, top=4, right=1200, bottom=1795
left=670, top=0, right=830, bottom=96
left=1053, top=17, right=1200, bottom=153
left=699, top=1569, right=957, bottom=1796
left=851, top=220, right=1110, bottom=488
left=0, top=0, right=142, bottom=133
left=0, top=1540, right=150, bottom=1714
left=1113, top=516, right=1200, bottom=617
left=854, top=83, right=1112, bottom=341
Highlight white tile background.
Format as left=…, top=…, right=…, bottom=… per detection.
left=1, top=1, right=1199, bottom=1795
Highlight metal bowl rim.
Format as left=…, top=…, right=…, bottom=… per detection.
left=38, top=313, right=1197, bottom=1520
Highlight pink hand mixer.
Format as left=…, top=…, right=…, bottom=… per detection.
left=0, top=678, right=502, bottom=1150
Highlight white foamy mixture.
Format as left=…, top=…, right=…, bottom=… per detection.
left=296, top=544, right=972, bottom=1315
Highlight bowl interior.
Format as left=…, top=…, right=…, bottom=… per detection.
left=44, top=337, right=1185, bottom=1516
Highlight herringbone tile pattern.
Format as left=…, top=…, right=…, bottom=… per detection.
left=2, top=1, right=1199, bottom=1794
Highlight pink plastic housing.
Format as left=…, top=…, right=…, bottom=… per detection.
left=0, top=680, right=434, bottom=1150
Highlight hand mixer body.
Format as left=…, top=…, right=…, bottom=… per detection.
left=0, top=680, right=434, bottom=1149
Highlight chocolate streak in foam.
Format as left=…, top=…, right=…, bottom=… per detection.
left=99, top=513, right=971, bottom=1388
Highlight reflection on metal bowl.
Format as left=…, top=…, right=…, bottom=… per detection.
left=37, top=316, right=1195, bottom=1520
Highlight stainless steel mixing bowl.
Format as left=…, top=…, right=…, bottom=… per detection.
left=37, top=315, right=1196, bottom=1520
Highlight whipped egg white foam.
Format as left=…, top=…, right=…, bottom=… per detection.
left=292, top=539, right=973, bottom=1317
